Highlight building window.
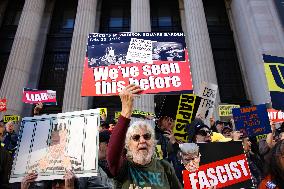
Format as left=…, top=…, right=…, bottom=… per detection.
left=38, top=0, right=77, bottom=114
left=150, top=0, right=182, bottom=32
left=0, top=0, right=24, bottom=87
left=99, top=0, right=130, bottom=32
left=203, top=0, right=249, bottom=105
left=49, top=0, right=77, bottom=34
left=275, top=0, right=284, bottom=27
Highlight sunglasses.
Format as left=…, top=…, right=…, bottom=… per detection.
left=197, top=129, right=212, bottom=136
left=131, top=133, right=151, bottom=142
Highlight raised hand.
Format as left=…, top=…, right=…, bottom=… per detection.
left=119, top=84, right=143, bottom=118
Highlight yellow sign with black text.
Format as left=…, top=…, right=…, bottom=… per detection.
left=219, top=105, right=240, bottom=117
left=173, top=94, right=197, bottom=142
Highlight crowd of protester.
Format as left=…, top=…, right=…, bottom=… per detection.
left=0, top=85, right=284, bottom=188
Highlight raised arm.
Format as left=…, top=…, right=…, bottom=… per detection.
left=107, top=84, right=143, bottom=176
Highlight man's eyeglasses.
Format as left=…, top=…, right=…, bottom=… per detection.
left=131, top=133, right=151, bottom=142
left=197, top=129, right=212, bottom=137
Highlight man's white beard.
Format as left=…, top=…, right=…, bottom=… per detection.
left=128, top=147, right=154, bottom=165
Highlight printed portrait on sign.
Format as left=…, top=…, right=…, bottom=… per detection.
left=28, top=122, right=82, bottom=173
left=10, top=109, right=100, bottom=183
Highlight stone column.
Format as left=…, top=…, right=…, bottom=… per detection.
left=183, top=0, right=220, bottom=96
left=0, top=0, right=8, bottom=26
left=131, top=0, right=154, bottom=118
left=0, top=0, right=46, bottom=116
left=131, top=0, right=151, bottom=32
left=228, top=0, right=284, bottom=105
left=62, top=0, right=98, bottom=112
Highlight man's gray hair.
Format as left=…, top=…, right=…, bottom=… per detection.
left=179, top=143, right=199, bottom=154
left=125, top=121, right=155, bottom=154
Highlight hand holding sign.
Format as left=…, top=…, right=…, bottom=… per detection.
left=119, top=84, right=143, bottom=118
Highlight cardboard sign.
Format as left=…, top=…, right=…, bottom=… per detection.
left=183, top=142, right=253, bottom=189
left=173, top=94, right=200, bottom=142
left=0, top=98, right=7, bottom=111
left=10, top=109, right=100, bottom=183
left=114, top=110, right=154, bottom=121
left=196, top=82, right=218, bottom=125
left=3, top=115, right=20, bottom=123
left=267, top=108, right=284, bottom=122
left=232, top=104, right=271, bottom=137
left=219, top=105, right=240, bottom=117
left=22, top=88, right=57, bottom=105
left=263, top=54, right=284, bottom=111
left=81, top=32, right=193, bottom=96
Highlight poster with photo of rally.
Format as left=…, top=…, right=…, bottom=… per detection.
left=183, top=142, right=253, bottom=189
left=81, top=32, right=193, bottom=96
left=9, top=109, right=100, bottom=183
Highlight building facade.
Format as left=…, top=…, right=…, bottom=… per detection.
left=0, top=0, right=283, bottom=119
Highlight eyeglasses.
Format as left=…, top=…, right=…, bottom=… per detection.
left=197, top=129, right=212, bottom=136
left=131, top=133, right=151, bottom=142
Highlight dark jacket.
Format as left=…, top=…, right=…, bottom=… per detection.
left=3, top=131, right=18, bottom=157
left=0, top=145, right=12, bottom=189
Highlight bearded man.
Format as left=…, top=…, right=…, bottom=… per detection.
left=107, top=84, right=182, bottom=189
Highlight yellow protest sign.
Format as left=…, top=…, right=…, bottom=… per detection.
left=264, top=62, right=284, bottom=92
left=256, top=134, right=268, bottom=142
left=115, top=111, right=121, bottom=121
left=155, top=145, right=163, bottom=160
left=99, top=108, right=107, bottom=116
left=3, top=115, right=21, bottom=123
left=173, top=94, right=197, bottom=142
left=218, top=105, right=240, bottom=117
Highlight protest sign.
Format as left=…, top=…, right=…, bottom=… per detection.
left=256, top=134, right=268, bottom=142
left=219, top=105, right=240, bottom=117
left=263, top=54, right=284, bottom=111
left=183, top=142, right=253, bottom=189
left=114, top=110, right=155, bottom=121
left=232, top=104, right=271, bottom=137
left=196, top=82, right=218, bottom=125
left=267, top=108, right=284, bottom=122
left=3, top=115, right=20, bottom=123
left=10, top=109, right=100, bottom=183
left=81, top=32, right=193, bottom=96
left=173, top=94, right=200, bottom=142
left=115, top=111, right=121, bottom=121
left=0, top=98, right=7, bottom=111
left=22, top=88, right=57, bottom=105
left=100, top=108, right=107, bottom=116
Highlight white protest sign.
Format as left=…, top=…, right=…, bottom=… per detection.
left=196, top=82, right=218, bottom=125
left=10, top=109, right=100, bottom=183
left=126, top=38, right=153, bottom=64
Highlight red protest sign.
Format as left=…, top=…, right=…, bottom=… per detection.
left=81, top=32, right=193, bottom=96
left=183, top=154, right=251, bottom=189
left=182, top=142, right=253, bottom=189
left=267, top=109, right=284, bottom=122
left=22, top=88, right=57, bottom=105
left=0, top=98, right=7, bottom=111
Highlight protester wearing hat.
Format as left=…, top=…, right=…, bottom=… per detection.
left=222, top=125, right=233, bottom=138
